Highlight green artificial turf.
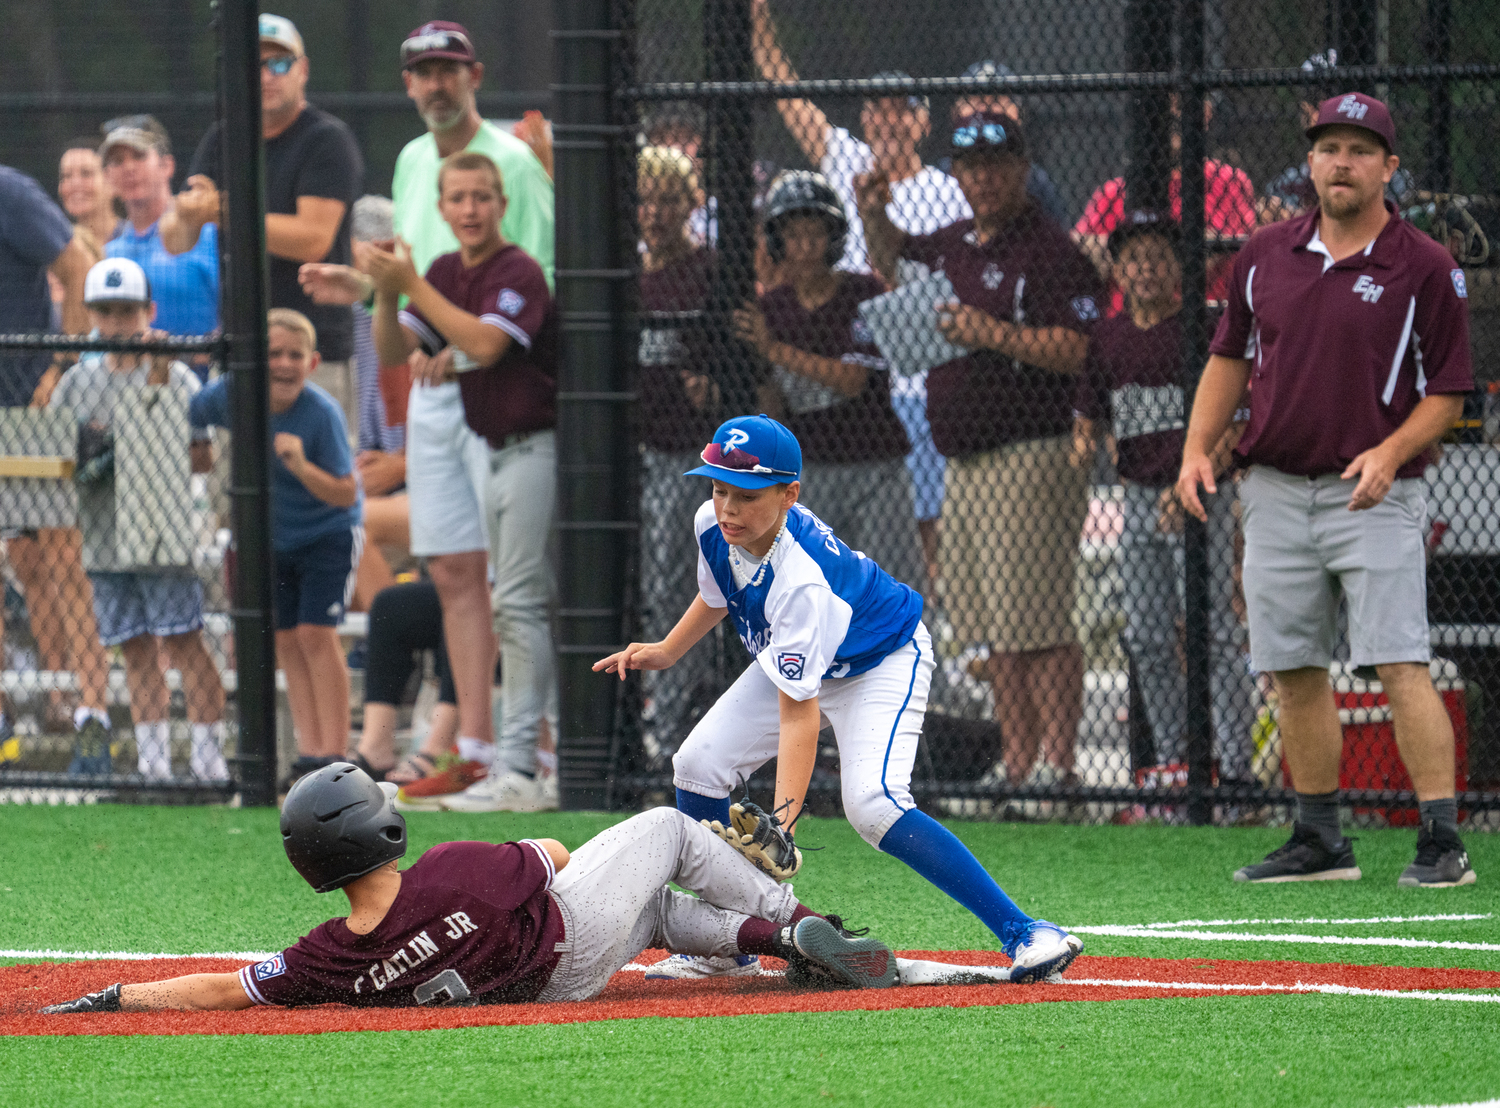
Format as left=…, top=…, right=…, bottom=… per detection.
left=2, top=995, right=1498, bottom=1108
left=2, top=805, right=1498, bottom=1108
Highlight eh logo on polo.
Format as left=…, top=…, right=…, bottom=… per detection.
left=1352, top=275, right=1384, bottom=303
left=777, top=652, right=805, bottom=680
left=1336, top=94, right=1368, bottom=121
left=982, top=263, right=1004, bottom=290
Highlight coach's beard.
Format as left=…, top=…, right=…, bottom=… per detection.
left=420, top=98, right=465, bottom=132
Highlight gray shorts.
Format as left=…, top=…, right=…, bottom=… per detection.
left=1239, top=465, right=1431, bottom=672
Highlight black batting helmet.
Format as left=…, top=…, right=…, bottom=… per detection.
left=280, top=762, right=407, bottom=893
left=762, top=170, right=848, bottom=267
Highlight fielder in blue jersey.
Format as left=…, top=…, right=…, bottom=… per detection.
left=596, top=414, right=1082, bottom=982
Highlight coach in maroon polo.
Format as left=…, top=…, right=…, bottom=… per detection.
left=1178, top=93, right=1476, bottom=888
left=859, top=112, right=1104, bottom=788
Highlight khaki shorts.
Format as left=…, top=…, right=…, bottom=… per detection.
left=940, top=435, right=1088, bottom=652
left=1240, top=465, right=1431, bottom=672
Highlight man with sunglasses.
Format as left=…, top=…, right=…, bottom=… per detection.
left=161, top=14, right=364, bottom=429
left=860, top=112, right=1103, bottom=793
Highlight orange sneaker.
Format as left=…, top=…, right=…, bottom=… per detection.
left=394, top=754, right=487, bottom=811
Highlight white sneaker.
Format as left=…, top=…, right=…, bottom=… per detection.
left=441, top=769, right=550, bottom=813
left=644, top=954, right=762, bottom=980
left=537, top=772, right=560, bottom=811
left=1003, top=921, right=1083, bottom=984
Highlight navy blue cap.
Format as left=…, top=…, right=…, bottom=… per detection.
left=684, top=415, right=803, bottom=489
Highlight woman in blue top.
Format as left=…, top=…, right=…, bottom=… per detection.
left=598, top=414, right=1080, bottom=982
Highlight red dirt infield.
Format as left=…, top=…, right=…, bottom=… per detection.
left=4, top=952, right=1497, bottom=1037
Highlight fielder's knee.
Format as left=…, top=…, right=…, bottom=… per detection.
left=843, top=786, right=909, bottom=849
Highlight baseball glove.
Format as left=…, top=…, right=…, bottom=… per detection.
left=704, top=798, right=802, bottom=881
left=40, top=982, right=123, bottom=1014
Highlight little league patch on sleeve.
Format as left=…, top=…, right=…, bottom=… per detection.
left=1452, top=269, right=1468, bottom=298
left=253, top=954, right=287, bottom=981
left=498, top=288, right=526, bottom=316
left=777, top=652, right=806, bottom=680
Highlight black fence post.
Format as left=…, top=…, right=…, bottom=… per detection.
left=1126, top=0, right=1174, bottom=212
left=1425, top=0, right=1453, bottom=190
left=1178, top=0, right=1213, bottom=826
left=552, top=0, right=634, bottom=809
left=218, top=0, right=276, bottom=807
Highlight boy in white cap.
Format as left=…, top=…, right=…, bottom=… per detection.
left=49, top=258, right=227, bottom=780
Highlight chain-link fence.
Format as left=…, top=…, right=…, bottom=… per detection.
left=612, top=0, right=1500, bottom=826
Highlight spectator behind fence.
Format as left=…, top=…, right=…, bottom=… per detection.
left=1072, top=95, right=1256, bottom=313
left=50, top=258, right=226, bottom=781
left=369, top=149, right=559, bottom=815
left=1259, top=52, right=1414, bottom=224
left=191, top=309, right=360, bottom=790
left=0, top=163, right=105, bottom=764
left=643, top=107, right=718, bottom=248
left=163, top=14, right=365, bottom=431
left=636, top=146, right=721, bottom=759
left=57, top=139, right=124, bottom=263
left=1180, top=93, right=1477, bottom=888
left=752, top=0, right=970, bottom=582
left=1071, top=211, right=1257, bottom=788
left=862, top=113, right=1104, bottom=787
left=100, top=116, right=219, bottom=346
left=735, top=171, right=921, bottom=591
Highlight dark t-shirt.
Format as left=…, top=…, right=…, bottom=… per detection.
left=1210, top=205, right=1474, bottom=479
left=237, top=840, right=564, bottom=1007
left=0, top=166, right=74, bottom=405
left=638, top=247, right=716, bottom=454
left=759, top=273, right=909, bottom=463
left=1074, top=312, right=1187, bottom=486
left=400, top=244, right=558, bottom=446
left=902, top=206, right=1104, bottom=456
left=190, top=105, right=363, bottom=360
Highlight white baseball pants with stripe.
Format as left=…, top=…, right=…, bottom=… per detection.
left=672, top=622, right=934, bottom=848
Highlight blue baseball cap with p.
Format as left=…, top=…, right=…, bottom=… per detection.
left=684, top=414, right=802, bottom=489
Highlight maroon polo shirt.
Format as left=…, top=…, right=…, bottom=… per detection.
left=903, top=205, right=1104, bottom=456
left=1074, top=311, right=1188, bottom=486
left=639, top=247, right=717, bottom=454
left=237, top=840, right=564, bottom=1008
left=400, top=244, right=558, bottom=448
left=760, top=272, right=910, bottom=463
left=1211, top=204, right=1474, bottom=479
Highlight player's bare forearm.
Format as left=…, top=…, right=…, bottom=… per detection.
left=767, top=343, right=867, bottom=397
left=753, top=0, right=829, bottom=167
left=122, top=972, right=252, bottom=1011
left=862, top=211, right=905, bottom=286
left=403, top=278, right=510, bottom=367
left=593, top=597, right=726, bottom=678
left=265, top=197, right=346, bottom=264
left=372, top=293, right=419, bottom=366
left=534, top=838, right=570, bottom=872
left=1343, top=393, right=1464, bottom=510
left=774, top=690, right=821, bottom=829
left=1183, top=355, right=1251, bottom=459
left=1000, top=325, right=1088, bottom=376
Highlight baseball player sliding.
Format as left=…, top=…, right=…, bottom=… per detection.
left=595, top=415, right=1082, bottom=983
left=41, top=762, right=903, bottom=1013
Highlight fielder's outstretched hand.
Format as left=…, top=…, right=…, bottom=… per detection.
left=593, top=642, right=676, bottom=680
left=41, top=983, right=122, bottom=1014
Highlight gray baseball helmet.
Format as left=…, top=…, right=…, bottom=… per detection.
left=762, top=170, right=849, bottom=267
left=280, top=762, right=407, bottom=893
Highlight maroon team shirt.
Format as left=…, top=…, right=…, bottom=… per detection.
left=1074, top=312, right=1188, bottom=486
left=1210, top=204, right=1474, bottom=479
left=760, top=273, right=910, bottom=463
left=400, top=244, right=558, bottom=448
left=237, top=840, right=564, bottom=1008
left=902, top=205, right=1105, bottom=457
left=639, top=247, right=717, bottom=454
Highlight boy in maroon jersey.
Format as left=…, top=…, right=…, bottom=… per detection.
left=40, top=762, right=898, bottom=1012
left=1072, top=211, right=1257, bottom=797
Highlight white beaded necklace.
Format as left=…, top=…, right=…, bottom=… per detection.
left=729, top=516, right=788, bottom=589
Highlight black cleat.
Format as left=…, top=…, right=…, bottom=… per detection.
left=40, top=982, right=123, bottom=1014
left=779, top=916, right=898, bottom=989
left=1233, top=822, right=1361, bottom=883
left=1398, top=820, right=1477, bottom=888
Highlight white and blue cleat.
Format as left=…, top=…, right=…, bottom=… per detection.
left=1002, top=920, right=1083, bottom=984
left=644, top=954, right=762, bottom=980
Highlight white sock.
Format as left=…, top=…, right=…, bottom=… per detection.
left=190, top=721, right=228, bottom=780
left=74, top=706, right=110, bottom=731
left=135, top=721, right=171, bottom=780
left=457, top=736, right=495, bottom=766
left=535, top=748, right=558, bottom=774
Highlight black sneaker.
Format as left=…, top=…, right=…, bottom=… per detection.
left=1233, top=822, right=1362, bottom=883
left=1398, top=820, right=1477, bottom=888
left=776, top=916, right=898, bottom=989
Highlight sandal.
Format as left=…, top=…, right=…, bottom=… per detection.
left=344, top=750, right=396, bottom=781
left=385, top=751, right=439, bottom=785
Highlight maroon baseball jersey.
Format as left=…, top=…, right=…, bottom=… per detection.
left=760, top=273, right=910, bottom=463
left=1210, top=205, right=1474, bottom=479
left=903, top=206, right=1105, bottom=456
left=237, top=840, right=564, bottom=1008
left=639, top=247, right=717, bottom=454
left=400, top=244, right=558, bottom=448
left=1075, top=312, right=1187, bottom=486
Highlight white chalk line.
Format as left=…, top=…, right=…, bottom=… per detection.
left=1067, top=925, right=1500, bottom=952
left=1136, top=914, right=1491, bottom=929
left=0, top=948, right=274, bottom=962
left=1069, top=977, right=1500, bottom=1004
left=1401, top=1100, right=1500, bottom=1108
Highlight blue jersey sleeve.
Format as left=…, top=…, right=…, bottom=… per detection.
left=189, top=376, right=230, bottom=430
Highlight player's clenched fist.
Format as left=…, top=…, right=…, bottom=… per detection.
left=593, top=641, right=678, bottom=680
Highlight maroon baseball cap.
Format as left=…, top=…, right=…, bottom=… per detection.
left=948, top=110, right=1026, bottom=158
left=1306, top=92, right=1396, bottom=152
left=401, top=21, right=476, bottom=69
